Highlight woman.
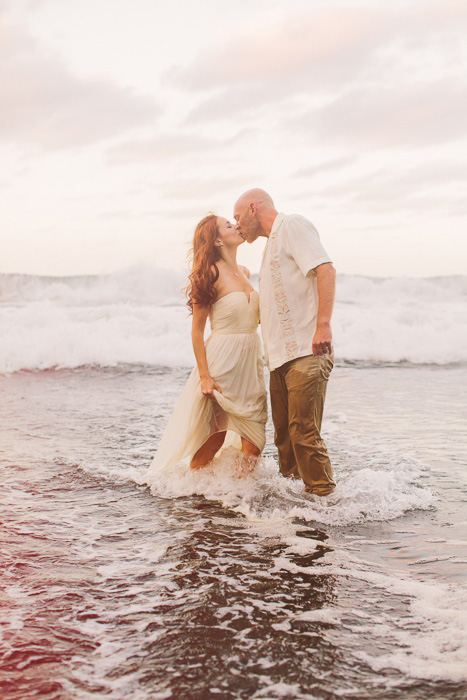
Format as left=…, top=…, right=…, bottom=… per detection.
left=146, top=214, right=267, bottom=480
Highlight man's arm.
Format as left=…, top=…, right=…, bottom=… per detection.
left=312, top=262, right=336, bottom=356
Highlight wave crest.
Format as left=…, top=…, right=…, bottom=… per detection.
left=1, top=267, right=466, bottom=372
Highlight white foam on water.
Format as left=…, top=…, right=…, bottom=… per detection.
left=0, top=265, right=186, bottom=305
left=294, top=608, right=342, bottom=624
left=2, top=268, right=465, bottom=306
left=264, top=536, right=467, bottom=685
left=0, top=302, right=192, bottom=372
left=333, top=562, right=467, bottom=683
left=1, top=268, right=466, bottom=371
left=144, top=445, right=435, bottom=527
left=252, top=682, right=302, bottom=698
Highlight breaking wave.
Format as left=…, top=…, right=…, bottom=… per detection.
left=1, top=266, right=466, bottom=372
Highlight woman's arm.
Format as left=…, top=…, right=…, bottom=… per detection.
left=191, top=303, right=222, bottom=400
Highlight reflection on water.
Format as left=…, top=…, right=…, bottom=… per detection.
left=1, top=468, right=338, bottom=699
left=1, top=365, right=466, bottom=699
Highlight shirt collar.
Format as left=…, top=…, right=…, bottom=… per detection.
left=270, top=212, right=285, bottom=236
left=260, top=212, right=285, bottom=272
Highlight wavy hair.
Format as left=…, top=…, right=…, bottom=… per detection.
left=185, top=214, right=221, bottom=312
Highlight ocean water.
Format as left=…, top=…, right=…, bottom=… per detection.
left=1, top=268, right=466, bottom=699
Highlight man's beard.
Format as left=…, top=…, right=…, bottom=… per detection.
left=246, top=218, right=261, bottom=242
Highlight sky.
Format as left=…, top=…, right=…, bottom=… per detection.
left=1, top=0, right=466, bottom=278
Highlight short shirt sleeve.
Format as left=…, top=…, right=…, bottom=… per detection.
left=284, top=215, right=332, bottom=277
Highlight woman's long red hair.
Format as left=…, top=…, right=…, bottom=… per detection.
left=186, top=214, right=221, bottom=312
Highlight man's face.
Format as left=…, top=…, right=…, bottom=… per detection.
left=234, top=202, right=261, bottom=243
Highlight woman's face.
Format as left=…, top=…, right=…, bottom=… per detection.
left=216, top=217, right=244, bottom=249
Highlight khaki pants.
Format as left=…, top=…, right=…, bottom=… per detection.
left=269, top=352, right=335, bottom=496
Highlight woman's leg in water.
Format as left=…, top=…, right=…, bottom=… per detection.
left=237, top=437, right=261, bottom=474
left=241, top=437, right=261, bottom=460
left=190, top=431, right=226, bottom=469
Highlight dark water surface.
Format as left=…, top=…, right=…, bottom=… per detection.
left=1, top=365, right=466, bottom=699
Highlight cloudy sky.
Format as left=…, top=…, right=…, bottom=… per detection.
left=1, top=0, right=466, bottom=277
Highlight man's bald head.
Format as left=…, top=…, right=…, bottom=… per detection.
left=233, top=188, right=278, bottom=243
left=235, top=188, right=275, bottom=211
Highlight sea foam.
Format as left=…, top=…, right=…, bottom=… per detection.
left=143, top=441, right=435, bottom=527
left=1, top=266, right=466, bottom=372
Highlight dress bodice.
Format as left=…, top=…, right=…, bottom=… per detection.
left=209, top=291, right=260, bottom=334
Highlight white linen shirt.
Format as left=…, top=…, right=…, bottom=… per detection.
left=259, top=212, right=332, bottom=371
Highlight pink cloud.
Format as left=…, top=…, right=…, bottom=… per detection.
left=168, top=5, right=391, bottom=92
left=292, top=79, right=467, bottom=147
left=0, top=10, right=159, bottom=149
left=106, top=133, right=220, bottom=164
left=171, top=0, right=467, bottom=134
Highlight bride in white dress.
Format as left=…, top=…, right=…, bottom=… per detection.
left=146, top=214, right=268, bottom=480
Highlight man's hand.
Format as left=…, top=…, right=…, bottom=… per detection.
left=200, top=376, right=222, bottom=401
left=312, top=321, right=332, bottom=356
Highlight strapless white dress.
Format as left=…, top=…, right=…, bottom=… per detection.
left=146, top=291, right=268, bottom=478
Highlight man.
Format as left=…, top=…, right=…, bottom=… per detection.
left=234, top=189, right=336, bottom=496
